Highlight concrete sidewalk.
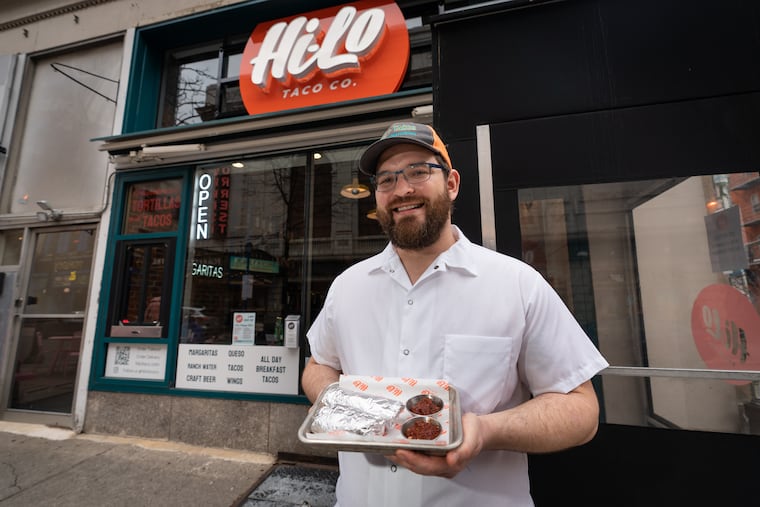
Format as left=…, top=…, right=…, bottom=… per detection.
left=0, top=421, right=276, bottom=506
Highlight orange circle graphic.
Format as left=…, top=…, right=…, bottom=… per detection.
left=691, top=284, right=760, bottom=385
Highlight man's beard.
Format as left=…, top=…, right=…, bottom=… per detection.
left=376, top=189, right=452, bottom=249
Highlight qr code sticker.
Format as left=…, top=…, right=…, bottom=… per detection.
left=115, top=346, right=130, bottom=365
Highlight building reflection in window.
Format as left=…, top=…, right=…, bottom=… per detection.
left=519, top=173, right=760, bottom=435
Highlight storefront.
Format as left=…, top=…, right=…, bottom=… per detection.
left=88, top=0, right=437, bottom=454
left=17, top=0, right=754, bottom=503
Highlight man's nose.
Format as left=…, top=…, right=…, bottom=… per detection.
left=393, top=173, right=415, bottom=194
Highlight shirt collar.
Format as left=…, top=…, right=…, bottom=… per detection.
left=368, top=225, right=479, bottom=277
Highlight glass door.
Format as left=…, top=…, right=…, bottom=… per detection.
left=7, top=228, right=95, bottom=414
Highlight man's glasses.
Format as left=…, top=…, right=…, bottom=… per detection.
left=371, top=162, right=446, bottom=192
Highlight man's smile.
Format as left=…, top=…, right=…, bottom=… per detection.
left=393, top=202, right=424, bottom=213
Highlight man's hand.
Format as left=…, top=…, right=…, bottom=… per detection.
left=388, top=413, right=483, bottom=478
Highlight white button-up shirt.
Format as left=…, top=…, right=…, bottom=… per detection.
left=307, top=226, right=608, bottom=507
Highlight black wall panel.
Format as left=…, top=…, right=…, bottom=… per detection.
left=432, top=0, right=760, bottom=503
left=435, top=0, right=602, bottom=141
left=488, top=92, right=760, bottom=189
left=435, top=0, right=760, bottom=142
left=445, top=139, right=482, bottom=242
left=529, top=424, right=760, bottom=506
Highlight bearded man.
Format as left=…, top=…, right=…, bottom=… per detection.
left=302, top=121, right=608, bottom=507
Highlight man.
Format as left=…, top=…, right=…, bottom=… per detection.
left=302, top=122, right=608, bottom=506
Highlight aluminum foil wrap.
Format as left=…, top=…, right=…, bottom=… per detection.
left=310, top=405, right=388, bottom=436
left=320, top=384, right=404, bottom=421
left=310, top=385, right=404, bottom=436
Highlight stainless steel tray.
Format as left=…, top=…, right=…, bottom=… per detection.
left=298, top=382, right=463, bottom=455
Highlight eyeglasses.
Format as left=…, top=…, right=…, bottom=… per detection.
left=371, top=162, right=446, bottom=192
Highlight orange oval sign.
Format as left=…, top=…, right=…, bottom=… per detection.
left=691, top=283, right=760, bottom=384
left=239, top=0, right=409, bottom=116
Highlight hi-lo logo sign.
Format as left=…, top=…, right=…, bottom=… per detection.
left=239, top=0, right=409, bottom=115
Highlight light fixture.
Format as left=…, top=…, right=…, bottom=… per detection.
left=313, top=152, right=322, bottom=160
left=232, top=161, right=244, bottom=168
left=341, top=177, right=371, bottom=199
left=366, top=209, right=378, bottom=220
left=36, top=200, right=62, bottom=221
left=140, top=143, right=205, bottom=155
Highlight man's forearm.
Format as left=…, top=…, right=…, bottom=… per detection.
left=479, top=380, right=600, bottom=454
left=301, top=357, right=340, bottom=402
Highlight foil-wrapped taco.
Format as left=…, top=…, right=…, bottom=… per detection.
left=320, top=384, right=404, bottom=421
left=310, top=385, right=404, bottom=436
left=310, top=404, right=388, bottom=436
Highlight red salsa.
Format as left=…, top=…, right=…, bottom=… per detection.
left=403, top=419, right=441, bottom=440
left=409, top=396, right=442, bottom=415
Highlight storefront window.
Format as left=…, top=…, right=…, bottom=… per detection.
left=519, top=173, right=760, bottom=434
left=123, top=179, right=182, bottom=234
left=160, top=38, right=247, bottom=127
left=0, top=229, right=23, bottom=265
left=402, top=25, right=433, bottom=90
left=183, top=153, right=308, bottom=346
left=106, top=178, right=182, bottom=340
left=6, top=42, right=120, bottom=214
left=174, top=147, right=380, bottom=395
left=100, top=176, right=185, bottom=381
left=108, top=240, right=174, bottom=337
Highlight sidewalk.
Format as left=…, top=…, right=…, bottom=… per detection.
left=0, top=421, right=336, bottom=506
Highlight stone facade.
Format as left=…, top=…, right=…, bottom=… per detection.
left=85, top=391, right=337, bottom=459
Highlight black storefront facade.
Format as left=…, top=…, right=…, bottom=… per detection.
left=92, top=0, right=760, bottom=505
left=434, top=1, right=760, bottom=505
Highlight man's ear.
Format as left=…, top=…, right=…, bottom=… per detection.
left=447, top=168, right=461, bottom=200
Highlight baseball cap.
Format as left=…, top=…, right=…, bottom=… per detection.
left=358, top=122, right=452, bottom=175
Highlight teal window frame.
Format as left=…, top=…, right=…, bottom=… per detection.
left=90, top=168, right=191, bottom=392
left=90, top=166, right=314, bottom=404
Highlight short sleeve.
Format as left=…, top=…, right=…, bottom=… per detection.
left=518, top=271, right=609, bottom=395
left=306, top=278, right=343, bottom=371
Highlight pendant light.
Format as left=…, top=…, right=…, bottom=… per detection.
left=340, top=176, right=370, bottom=199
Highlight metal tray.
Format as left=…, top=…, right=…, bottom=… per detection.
left=298, top=382, right=463, bottom=455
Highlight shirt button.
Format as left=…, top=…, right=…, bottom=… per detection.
left=403, top=349, right=410, bottom=356
left=390, top=465, right=397, bottom=472
left=407, top=299, right=413, bottom=305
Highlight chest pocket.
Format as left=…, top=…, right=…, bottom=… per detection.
left=443, top=334, right=518, bottom=414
